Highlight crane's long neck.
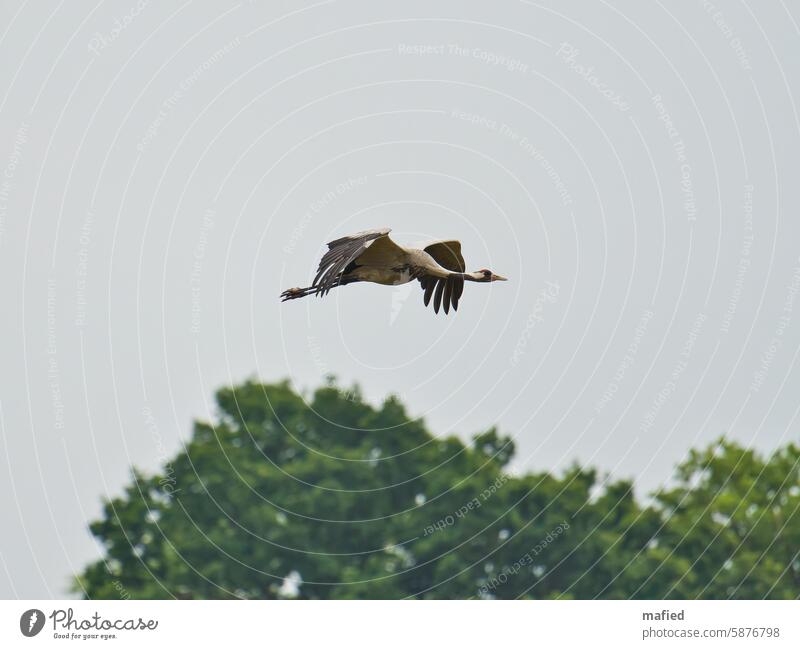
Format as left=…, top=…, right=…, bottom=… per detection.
left=426, top=267, right=483, bottom=281
left=451, top=271, right=485, bottom=282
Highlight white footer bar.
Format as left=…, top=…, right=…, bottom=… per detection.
left=1, top=600, right=797, bottom=648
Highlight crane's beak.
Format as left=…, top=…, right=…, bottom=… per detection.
left=492, top=274, right=508, bottom=281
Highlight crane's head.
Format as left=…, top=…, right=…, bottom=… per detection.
left=472, top=268, right=508, bottom=282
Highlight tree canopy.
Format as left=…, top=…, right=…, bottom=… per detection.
left=75, top=379, right=800, bottom=599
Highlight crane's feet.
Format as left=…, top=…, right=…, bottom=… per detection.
left=280, top=287, right=311, bottom=301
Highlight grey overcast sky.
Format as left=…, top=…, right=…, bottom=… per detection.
left=0, top=0, right=798, bottom=598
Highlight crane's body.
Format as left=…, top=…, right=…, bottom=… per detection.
left=346, top=248, right=448, bottom=285
left=281, top=228, right=506, bottom=314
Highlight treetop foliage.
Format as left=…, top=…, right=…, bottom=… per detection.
left=76, top=379, right=800, bottom=599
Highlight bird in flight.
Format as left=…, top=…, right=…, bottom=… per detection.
left=281, top=228, right=507, bottom=314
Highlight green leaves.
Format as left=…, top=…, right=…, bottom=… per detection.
left=76, top=383, right=800, bottom=599
left=653, top=438, right=800, bottom=598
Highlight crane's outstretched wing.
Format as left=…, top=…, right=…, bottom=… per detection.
left=422, top=240, right=465, bottom=273
left=313, top=228, right=401, bottom=296
left=418, top=240, right=465, bottom=314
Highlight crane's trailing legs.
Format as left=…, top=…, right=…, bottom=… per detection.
left=280, top=286, right=316, bottom=301
left=281, top=275, right=357, bottom=301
